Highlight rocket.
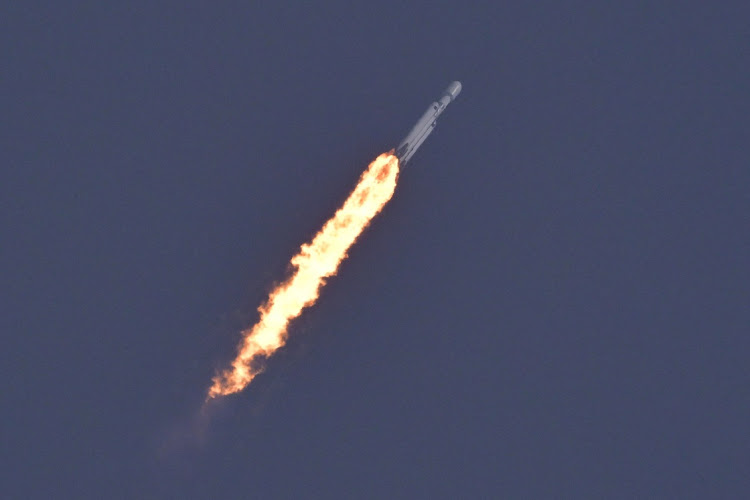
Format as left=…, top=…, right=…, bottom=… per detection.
left=395, top=81, right=462, bottom=165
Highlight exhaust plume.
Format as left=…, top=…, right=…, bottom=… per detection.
left=208, top=152, right=400, bottom=398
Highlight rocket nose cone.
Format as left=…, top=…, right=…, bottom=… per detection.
left=445, top=81, right=462, bottom=100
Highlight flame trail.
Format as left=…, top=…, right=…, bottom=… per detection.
left=208, top=152, right=400, bottom=398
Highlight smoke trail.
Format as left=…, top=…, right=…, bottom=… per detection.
left=208, top=152, right=400, bottom=398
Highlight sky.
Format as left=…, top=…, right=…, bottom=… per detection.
left=3, top=1, right=748, bottom=498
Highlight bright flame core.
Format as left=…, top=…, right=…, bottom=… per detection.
left=208, top=152, right=399, bottom=398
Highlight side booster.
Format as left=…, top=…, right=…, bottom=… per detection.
left=395, top=81, right=462, bottom=165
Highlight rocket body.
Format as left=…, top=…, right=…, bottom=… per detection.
left=395, top=81, right=462, bottom=165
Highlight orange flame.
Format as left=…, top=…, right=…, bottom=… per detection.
left=208, top=152, right=400, bottom=398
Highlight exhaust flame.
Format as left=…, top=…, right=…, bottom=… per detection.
left=208, top=152, right=400, bottom=398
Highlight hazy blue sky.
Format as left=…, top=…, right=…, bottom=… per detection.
left=4, top=2, right=748, bottom=497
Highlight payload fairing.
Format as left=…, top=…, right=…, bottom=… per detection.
left=395, top=81, right=462, bottom=165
